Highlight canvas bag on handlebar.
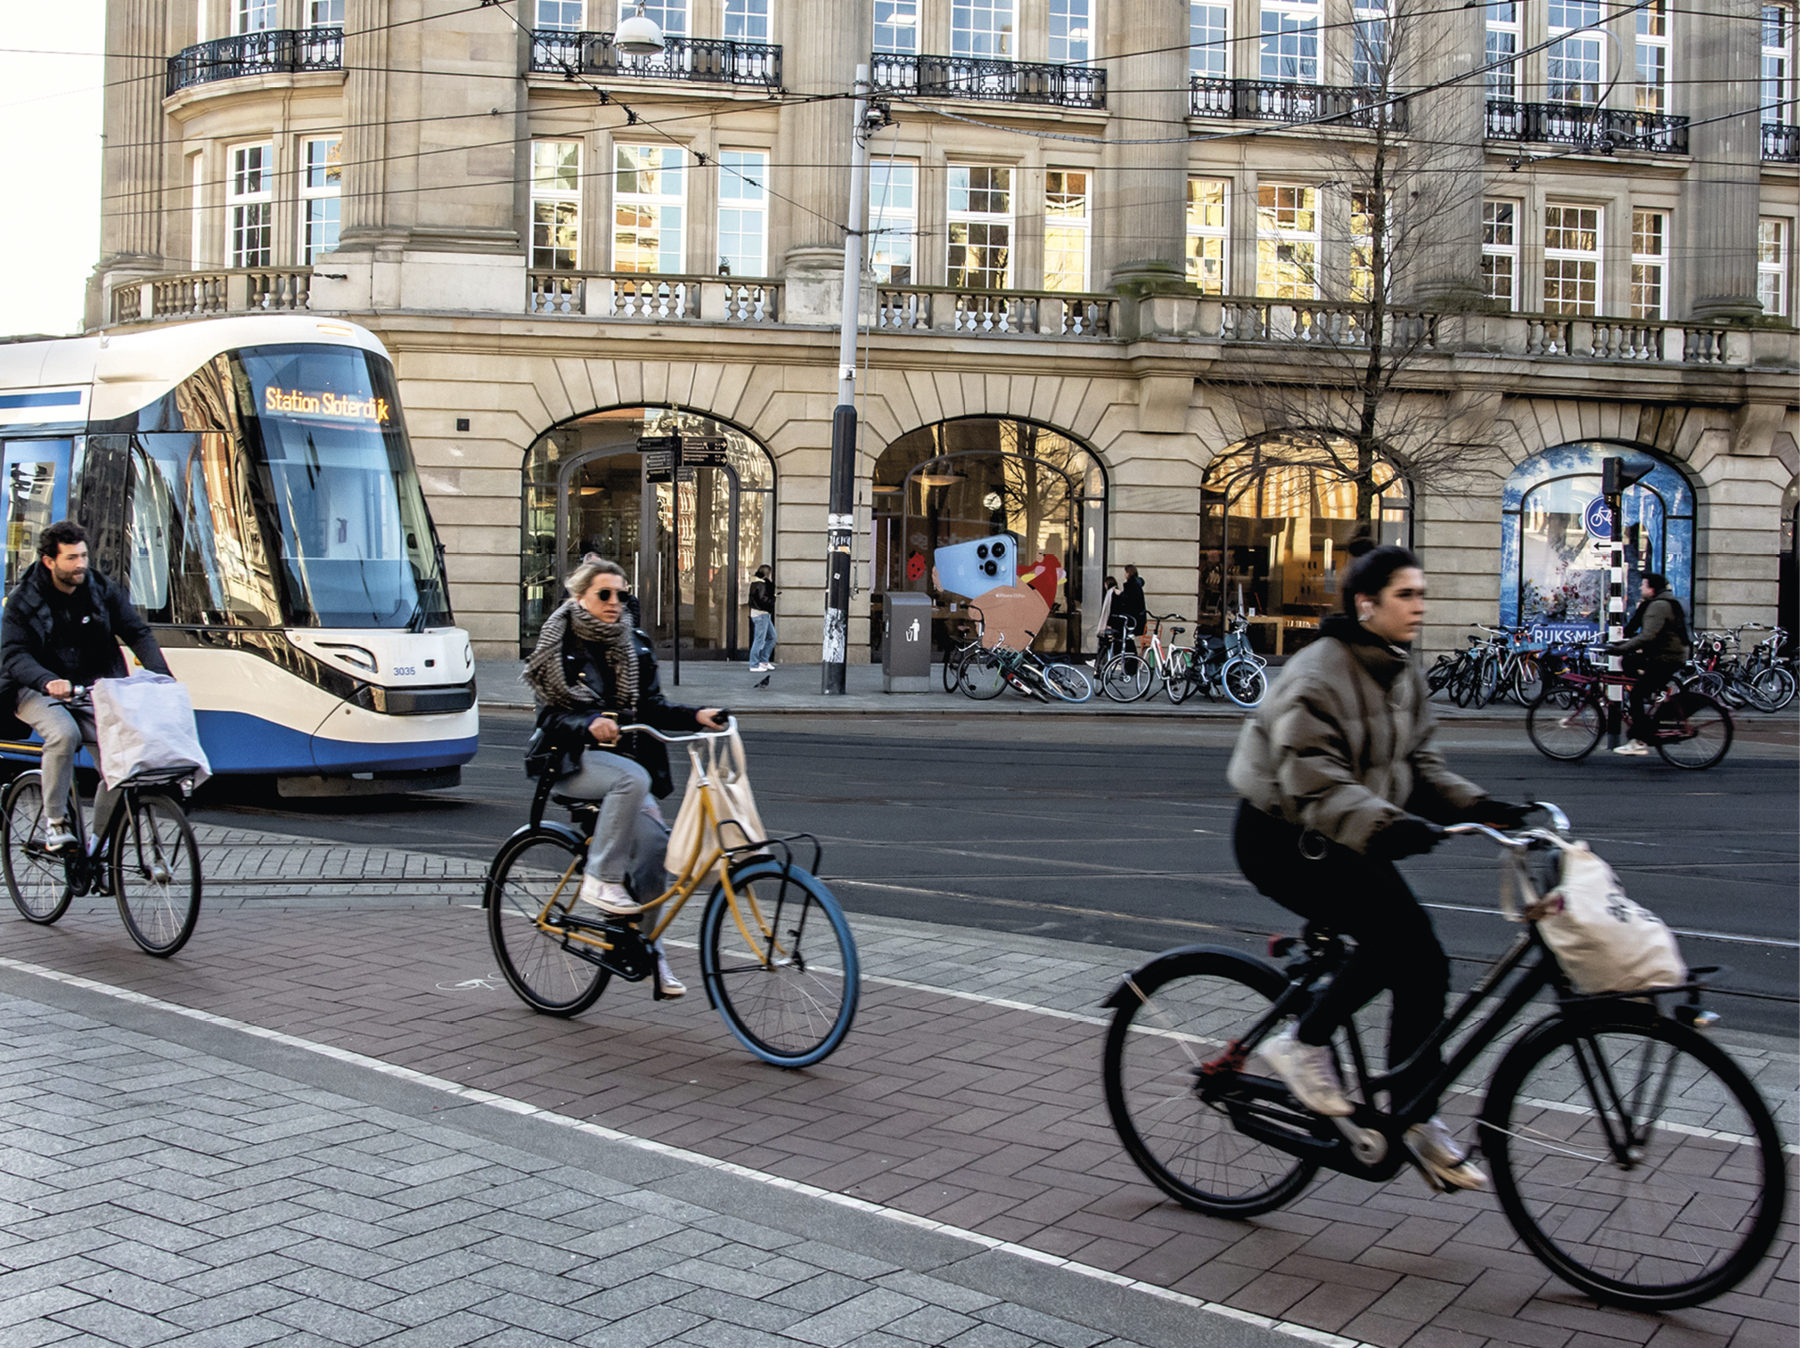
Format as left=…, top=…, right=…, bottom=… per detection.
left=664, top=727, right=765, bottom=881
left=1501, top=839, right=1685, bottom=994
left=91, top=674, right=212, bottom=791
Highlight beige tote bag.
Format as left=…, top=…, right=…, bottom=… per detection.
left=664, top=727, right=767, bottom=881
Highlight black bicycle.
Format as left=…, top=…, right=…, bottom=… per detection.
left=1101, top=804, right=1785, bottom=1312
left=1, top=693, right=203, bottom=956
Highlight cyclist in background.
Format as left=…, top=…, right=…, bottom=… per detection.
left=1227, top=540, right=1531, bottom=1192
left=0, top=521, right=170, bottom=852
left=1607, top=572, right=1690, bottom=757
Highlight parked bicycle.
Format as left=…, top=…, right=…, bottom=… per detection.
left=1427, top=625, right=1541, bottom=708
left=1527, top=647, right=1733, bottom=768
left=1101, top=802, right=1785, bottom=1312
left=1099, top=613, right=1193, bottom=703
left=485, top=719, right=859, bottom=1068
left=1, top=688, right=203, bottom=956
left=1164, top=615, right=1267, bottom=707
left=959, top=633, right=1093, bottom=703
left=1682, top=625, right=1795, bottom=714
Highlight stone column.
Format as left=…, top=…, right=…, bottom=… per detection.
left=1098, top=0, right=1188, bottom=296
left=90, top=0, right=169, bottom=326
left=1397, top=0, right=1486, bottom=309
left=1682, top=0, right=1762, bottom=321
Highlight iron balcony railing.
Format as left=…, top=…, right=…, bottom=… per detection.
left=166, top=27, right=343, bottom=95
left=1764, top=122, right=1800, bottom=162
left=871, top=52, right=1105, bottom=110
left=1188, top=77, right=1403, bottom=129
left=529, top=30, right=780, bottom=88
left=1485, top=99, right=1689, bottom=154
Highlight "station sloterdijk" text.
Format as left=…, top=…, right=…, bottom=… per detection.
left=265, top=387, right=390, bottom=422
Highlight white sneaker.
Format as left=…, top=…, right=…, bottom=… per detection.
left=44, top=820, right=76, bottom=852
left=1612, top=740, right=1651, bottom=756
left=1258, top=1022, right=1353, bottom=1117
left=1405, top=1116, right=1490, bottom=1192
left=576, top=875, right=643, bottom=915
left=655, top=948, right=686, bottom=998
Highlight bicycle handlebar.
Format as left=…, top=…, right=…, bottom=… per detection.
left=618, top=715, right=739, bottom=744
left=1442, top=798, right=1571, bottom=850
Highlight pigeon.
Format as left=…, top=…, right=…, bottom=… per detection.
left=754, top=675, right=771, bottom=689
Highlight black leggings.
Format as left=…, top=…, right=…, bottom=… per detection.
left=1627, top=657, right=1682, bottom=741
left=1234, top=802, right=1450, bottom=1107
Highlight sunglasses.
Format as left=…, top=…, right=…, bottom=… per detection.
left=591, top=587, right=630, bottom=602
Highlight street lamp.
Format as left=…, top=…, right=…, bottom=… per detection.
left=615, top=2, right=666, bottom=56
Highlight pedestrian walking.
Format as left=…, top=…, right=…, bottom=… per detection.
left=748, top=565, right=777, bottom=671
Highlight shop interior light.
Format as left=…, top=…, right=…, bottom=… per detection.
left=914, top=460, right=967, bottom=487
left=871, top=483, right=902, bottom=494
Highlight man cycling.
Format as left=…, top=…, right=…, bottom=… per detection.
left=0, top=521, right=170, bottom=851
left=1607, top=572, right=1690, bottom=757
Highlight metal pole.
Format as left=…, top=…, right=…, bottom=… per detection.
left=821, top=63, right=871, bottom=696
left=671, top=436, right=682, bottom=688
left=1605, top=480, right=1625, bottom=747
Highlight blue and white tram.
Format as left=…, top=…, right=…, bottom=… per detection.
left=0, top=315, right=478, bottom=792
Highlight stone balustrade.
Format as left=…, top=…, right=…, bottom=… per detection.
left=527, top=272, right=781, bottom=323
left=874, top=286, right=1116, bottom=337
left=110, top=269, right=314, bottom=322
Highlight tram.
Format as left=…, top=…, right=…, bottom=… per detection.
left=0, top=315, right=478, bottom=793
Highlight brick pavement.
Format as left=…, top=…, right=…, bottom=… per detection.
left=0, top=823, right=1793, bottom=1348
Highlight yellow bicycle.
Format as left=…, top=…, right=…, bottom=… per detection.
left=484, top=720, right=859, bottom=1068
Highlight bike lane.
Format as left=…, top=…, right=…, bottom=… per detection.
left=0, top=826, right=1793, bottom=1348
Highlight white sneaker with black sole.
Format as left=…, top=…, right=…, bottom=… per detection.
left=1404, top=1115, right=1490, bottom=1192
left=1258, top=1022, right=1354, bottom=1117
left=655, top=948, right=686, bottom=998
left=576, top=875, right=643, bottom=916
left=1612, top=740, right=1651, bottom=756
left=44, top=821, right=76, bottom=852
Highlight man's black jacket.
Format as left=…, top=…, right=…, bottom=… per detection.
left=0, top=562, right=169, bottom=720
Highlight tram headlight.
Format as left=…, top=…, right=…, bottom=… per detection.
left=317, top=642, right=378, bottom=673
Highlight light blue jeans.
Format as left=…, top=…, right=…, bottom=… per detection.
left=749, top=611, right=776, bottom=666
left=554, top=750, right=669, bottom=900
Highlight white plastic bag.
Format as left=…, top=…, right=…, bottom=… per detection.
left=1502, top=839, right=1686, bottom=994
left=92, top=674, right=212, bottom=790
left=664, top=727, right=765, bottom=881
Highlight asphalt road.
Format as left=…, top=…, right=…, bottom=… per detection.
left=190, top=707, right=1800, bottom=1035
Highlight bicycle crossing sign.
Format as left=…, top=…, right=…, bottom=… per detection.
left=1583, top=496, right=1614, bottom=538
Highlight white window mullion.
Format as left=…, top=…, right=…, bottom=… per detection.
left=308, top=0, right=345, bottom=25
left=1043, top=170, right=1089, bottom=292
left=1547, top=0, right=1604, bottom=104
left=1544, top=205, right=1601, bottom=316
left=1256, top=183, right=1318, bottom=299
left=1049, top=0, right=1091, bottom=64
left=1190, top=3, right=1229, bottom=77
left=716, top=150, right=768, bottom=276
left=535, top=0, right=583, bottom=31
left=947, top=164, right=1012, bottom=289
left=1635, top=0, right=1669, bottom=112
left=226, top=142, right=273, bottom=268
left=724, top=0, right=770, bottom=42
left=952, top=0, right=1015, bottom=58
left=300, top=136, right=341, bottom=264
left=874, top=0, right=919, bottom=55
left=1630, top=210, right=1668, bottom=319
left=1186, top=178, right=1228, bottom=294
left=1758, top=217, right=1789, bottom=316
left=613, top=144, right=686, bottom=273
left=1764, top=6, right=1795, bottom=123
left=1260, top=0, right=1320, bottom=84
left=233, top=0, right=277, bottom=35
left=1485, top=1, right=1519, bottom=101
left=869, top=162, right=917, bottom=285
left=1481, top=199, right=1518, bottom=310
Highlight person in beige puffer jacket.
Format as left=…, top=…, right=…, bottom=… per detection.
left=1227, top=542, right=1532, bottom=1193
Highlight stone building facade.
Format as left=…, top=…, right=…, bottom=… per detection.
left=92, top=0, right=1799, bottom=663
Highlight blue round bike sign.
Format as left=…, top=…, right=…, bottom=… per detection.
left=1583, top=496, right=1614, bottom=538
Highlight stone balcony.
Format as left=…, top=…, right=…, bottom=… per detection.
left=166, top=27, right=342, bottom=96
left=528, top=30, right=780, bottom=89
left=870, top=52, right=1105, bottom=110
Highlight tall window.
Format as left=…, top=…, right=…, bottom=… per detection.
left=1635, top=0, right=1669, bottom=112
left=1630, top=211, right=1668, bottom=319
left=1049, top=0, right=1091, bottom=63
left=947, top=165, right=1012, bottom=289
left=233, top=0, right=276, bottom=33
left=1547, top=0, right=1603, bottom=104
left=227, top=143, right=272, bottom=268
left=869, top=162, right=917, bottom=284
left=613, top=145, right=685, bottom=272
left=532, top=141, right=582, bottom=271
left=875, top=0, right=918, bottom=54
left=1261, top=0, right=1320, bottom=83
left=1256, top=184, right=1318, bottom=299
left=953, top=0, right=1014, bottom=57
left=1765, top=6, right=1795, bottom=122
left=1190, top=3, right=1229, bottom=76
left=535, top=0, right=582, bottom=30
left=190, top=153, right=205, bottom=266
left=716, top=150, right=768, bottom=276
left=308, top=0, right=345, bottom=24
left=641, top=0, right=687, bottom=37
left=300, top=137, right=341, bottom=264
left=1544, top=205, right=1601, bottom=315
left=1353, top=0, right=1388, bottom=88
left=725, top=0, right=770, bottom=41
left=1043, top=171, right=1089, bottom=292
left=1349, top=191, right=1388, bottom=301
left=1186, top=179, right=1228, bottom=294
left=1759, top=218, right=1789, bottom=316
left=1481, top=200, right=1518, bottom=310
left=1486, top=1, right=1518, bottom=100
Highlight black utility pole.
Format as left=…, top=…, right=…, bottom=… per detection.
left=1602, top=456, right=1652, bottom=746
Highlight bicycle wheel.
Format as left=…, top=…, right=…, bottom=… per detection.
left=2, top=773, right=73, bottom=925
left=1482, top=1010, right=1786, bottom=1312
left=1103, top=948, right=1318, bottom=1216
left=1526, top=689, right=1605, bottom=761
left=1426, top=654, right=1457, bottom=696
left=942, top=645, right=973, bottom=694
left=111, top=793, right=202, bottom=957
left=1724, top=672, right=1780, bottom=714
left=1044, top=662, right=1094, bottom=703
left=1750, top=664, right=1796, bottom=712
left=1510, top=653, right=1544, bottom=706
left=1652, top=691, right=1733, bottom=770
left=958, top=652, right=1007, bottom=700
left=1470, top=654, right=1501, bottom=708
left=1101, top=652, right=1151, bottom=703
left=701, top=858, right=859, bottom=1068
left=486, top=829, right=610, bottom=1015
left=1222, top=658, right=1266, bottom=708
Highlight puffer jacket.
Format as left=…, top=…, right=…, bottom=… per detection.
left=1228, top=616, right=1487, bottom=853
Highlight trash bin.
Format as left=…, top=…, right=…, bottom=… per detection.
left=881, top=591, right=933, bottom=693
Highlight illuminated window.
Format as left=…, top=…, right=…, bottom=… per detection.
left=1190, top=3, right=1229, bottom=76
left=613, top=145, right=685, bottom=273
left=1486, top=1, right=1518, bottom=100
left=869, top=162, right=917, bottom=284
left=953, top=0, right=1014, bottom=57
left=947, top=165, right=1012, bottom=289
left=1544, top=205, right=1601, bottom=315
left=300, top=137, right=341, bottom=264
left=531, top=141, right=582, bottom=271
left=1481, top=200, right=1518, bottom=310
left=1049, top=0, right=1091, bottom=63
left=1636, top=0, right=1669, bottom=112
left=875, top=0, right=918, bottom=54
left=1186, top=179, right=1228, bottom=294
left=227, top=143, right=273, bottom=268
left=716, top=150, right=768, bottom=276
left=1630, top=211, right=1668, bottom=319
left=1548, top=0, right=1603, bottom=104
left=1044, top=171, right=1089, bottom=292
left=1759, top=217, right=1790, bottom=317
left=1256, top=184, right=1318, bottom=299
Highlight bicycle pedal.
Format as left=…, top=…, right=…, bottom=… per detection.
left=1332, top=1116, right=1388, bottom=1166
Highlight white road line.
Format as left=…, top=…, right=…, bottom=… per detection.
left=0, top=954, right=1368, bottom=1348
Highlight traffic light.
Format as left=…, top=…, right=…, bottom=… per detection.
left=1603, top=457, right=1653, bottom=497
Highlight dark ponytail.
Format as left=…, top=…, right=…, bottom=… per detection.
left=1341, top=540, right=1421, bottom=617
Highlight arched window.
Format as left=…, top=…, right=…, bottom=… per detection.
left=1499, top=444, right=1695, bottom=639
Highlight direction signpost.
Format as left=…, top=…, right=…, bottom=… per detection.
left=636, top=433, right=720, bottom=687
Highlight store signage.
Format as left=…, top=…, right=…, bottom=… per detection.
left=264, top=387, right=391, bottom=422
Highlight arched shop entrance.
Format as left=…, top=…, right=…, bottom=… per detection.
left=1499, top=444, right=1694, bottom=642
left=520, top=408, right=774, bottom=657
left=1200, top=436, right=1411, bottom=656
left=870, top=419, right=1106, bottom=655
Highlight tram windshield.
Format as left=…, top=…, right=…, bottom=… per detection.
left=231, top=345, right=451, bottom=629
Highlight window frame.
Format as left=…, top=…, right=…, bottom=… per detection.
left=1352, top=0, right=1389, bottom=90
left=1043, top=169, right=1091, bottom=293
left=1546, top=0, right=1604, bottom=105
left=233, top=0, right=277, bottom=35
left=1186, top=178, right=1229, bottom=295
left=946, top=163, right=1014, bottom=290
left=534, top=0, right=584, bottom=32
left=716, top=149, right=769, bottom=277
left=1764, top=5, right=1795, bottom=123
left=531, top=140, right=583, bottom=272
left=640, top=1, right=688, bottom=37
left=1481, top=198, right=1519, bottom=311
left=1635, top=0, right=1669, bottom=113
left=1259, top=0, right=1321, bottom=84
left=724, top=0, right=771, bottom=42
left=1190, top=2, right=1230, bottom=77
left=612, top=143, right=687, bottom=274
left=874, top=0, right=919, bottom=55
left=299, top=135, right=342, bottom=266
left=1255, top=182, right=1319, bottom=300
left=868, top=160, right=918, bottom=286
left=952, top=0, right=1015, bottom=58
left=307, top=0, right=346, bottom=26
left=1630, top=209, right=1669, bottom=320
left=1759, top=216, right=1790, bottom=317
left=1049, top=0, right=1092, bottom=64
left=1543, top=203, right=1602, bottom=316
left=226, top=141, right=274, bottom=269
left=1486, top=0, right=1519, bottom=101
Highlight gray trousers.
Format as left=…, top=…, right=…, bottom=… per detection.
left=555, top=749, right=670, bottom=900
left=14, top=689, right=121, bottom=840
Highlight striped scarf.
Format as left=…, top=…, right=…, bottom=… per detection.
left=525, top=600, right=639, bottom=715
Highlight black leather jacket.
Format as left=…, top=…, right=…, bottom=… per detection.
left=533, top=626, right=702, bottom=798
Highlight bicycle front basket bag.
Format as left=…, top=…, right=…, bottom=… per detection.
left=92, top=673, right=212, bottom=791
left=1505, top=840, right=1687, bottom=995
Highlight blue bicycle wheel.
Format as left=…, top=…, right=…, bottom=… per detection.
left=700, top=859, right=859, bottom=1068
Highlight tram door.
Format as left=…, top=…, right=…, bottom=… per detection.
left=1, top=440, right=72, bottom=593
